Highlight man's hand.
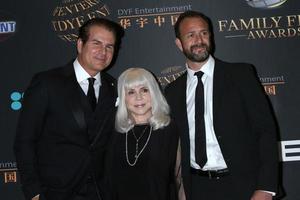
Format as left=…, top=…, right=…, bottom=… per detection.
left=251, top=190, right=272, bottom=200
left=32, top=194, right=40, bottom=200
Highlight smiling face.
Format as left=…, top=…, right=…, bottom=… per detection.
left=77, top=25, right=115, bottom=76
left=125, top=84, right=152, bottom=124
left=175, top=17, right=212, bottom=70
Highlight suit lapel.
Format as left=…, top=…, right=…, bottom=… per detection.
left=63, top=64, right=87, bottom=132
left=172, top=73, right=193, bottom=199
left=91, top=73, right=116, bottom=146
left=177, top=74, right=189, bottom=134
left=174, top=73, right=191, bottom=168
left=95, top=74, right=114, bottom=113
left=213, top=60, right=227, bottom=132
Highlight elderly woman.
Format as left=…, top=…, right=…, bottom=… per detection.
left=105, top=68, right=185, bottom=200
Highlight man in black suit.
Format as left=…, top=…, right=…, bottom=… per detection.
left=14, top=18, right=123, bottom=200
left=165, top=11, right=279, bottom=200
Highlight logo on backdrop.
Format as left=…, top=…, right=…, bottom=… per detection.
left=246, top=0, right=288, bottom=9
left=260, top=75, right=285, bottom=96
left=10, top=91, right=24, bottom=111
left=218, top=14, right=300, bottom=39
left=0, top=11, right=16, bottom=42
left=51, top=0, right=110, bottom=42
left=158, top=66, right=186, bottom=87
left=0, top=162, right=18, bottom=184
left=117, top=5, right=191, bottom=30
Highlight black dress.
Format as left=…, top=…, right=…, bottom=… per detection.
left=105, top=121, right=179, bottom=200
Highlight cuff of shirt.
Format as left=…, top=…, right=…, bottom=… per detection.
left=261, top=190, right=276, bottom=196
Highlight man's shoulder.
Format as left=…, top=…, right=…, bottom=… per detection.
left=215, top=58, right=256, bottom=80
left=215, top=58, right=260, bottom=88
left=215, top=58, right=254, bottom=72
left=34, top=62, right=72, bottom=78
left=101, top=72, right=117, bottom=88
left=165, top=72, right=187, bottom=91
left=28, top=62, right=73, bottom=88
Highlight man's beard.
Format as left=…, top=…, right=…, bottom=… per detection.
left=183, top=43, right=211, bottom=63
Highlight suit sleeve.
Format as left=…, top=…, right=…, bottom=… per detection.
left=14, top=73, right=48, bottom=199
left=236, top=64, right=279, bottom=193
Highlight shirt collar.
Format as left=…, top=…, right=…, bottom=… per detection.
left=73, top=58, right=101, bottom=84
left=186, top=55, right=215, bottom=79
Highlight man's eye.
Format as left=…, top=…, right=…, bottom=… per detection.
left=92, top=41, right=101, bottom=45
left=187, top=33, right=194, bottom=38
left=202, top=31, right=208, bottom=36
left=106, top=45, right=114, bottom=51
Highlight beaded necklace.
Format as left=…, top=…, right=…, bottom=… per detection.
left=125, top=125, right=153, bottom=166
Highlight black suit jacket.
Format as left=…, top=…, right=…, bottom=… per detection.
left=14, top=62, right=117, bottom=200
left=165, top=59, right=279, bottom=199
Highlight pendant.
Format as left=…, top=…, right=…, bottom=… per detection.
left=126, top=126, right=153, bottom=167
left=135, top=143, right=139, bottom=158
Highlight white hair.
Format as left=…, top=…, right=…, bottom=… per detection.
left=115, top=68, right=170, bottom=133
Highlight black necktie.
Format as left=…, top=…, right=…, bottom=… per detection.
left=87, top=77, right=96, bottom=111
left=194, top=71, right=207, bottom=168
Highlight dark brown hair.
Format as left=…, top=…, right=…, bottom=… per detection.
left=78, top=17, right=124, bottom=48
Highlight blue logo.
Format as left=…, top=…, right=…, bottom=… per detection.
left=0, top=11, right=17, bottom=42
left=0, top=21, right=16, bottom=33
left=10, top=91, right=23, bottom=110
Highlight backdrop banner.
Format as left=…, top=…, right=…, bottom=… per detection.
left=1, top=0, right=299, bottom=199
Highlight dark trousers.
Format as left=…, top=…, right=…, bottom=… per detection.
left=39, top=177, right=102, bottom=200
left=73, top=181, right=102, bottom=200
left=190, top=173, right=255, bottom=200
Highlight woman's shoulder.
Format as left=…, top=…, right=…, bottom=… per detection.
left=166, top=119, right=178, bottom=131
left=157, top=120, right=179, bottom=139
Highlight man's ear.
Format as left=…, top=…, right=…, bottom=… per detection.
left=175, top=38, right=183, bottom=52
left=77, top=39, right=83, bottom=54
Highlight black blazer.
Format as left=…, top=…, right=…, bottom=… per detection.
left=14, top=62, right=117, bottom=200
left=165, top=59, right=279, bottom=199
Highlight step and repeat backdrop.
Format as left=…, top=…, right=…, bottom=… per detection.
left=1, top=0, right=299, bottom=199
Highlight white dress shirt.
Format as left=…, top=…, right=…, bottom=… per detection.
left=186, top=55, right=227, bottom=170
left=73, top=59, right=101, bottom=101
